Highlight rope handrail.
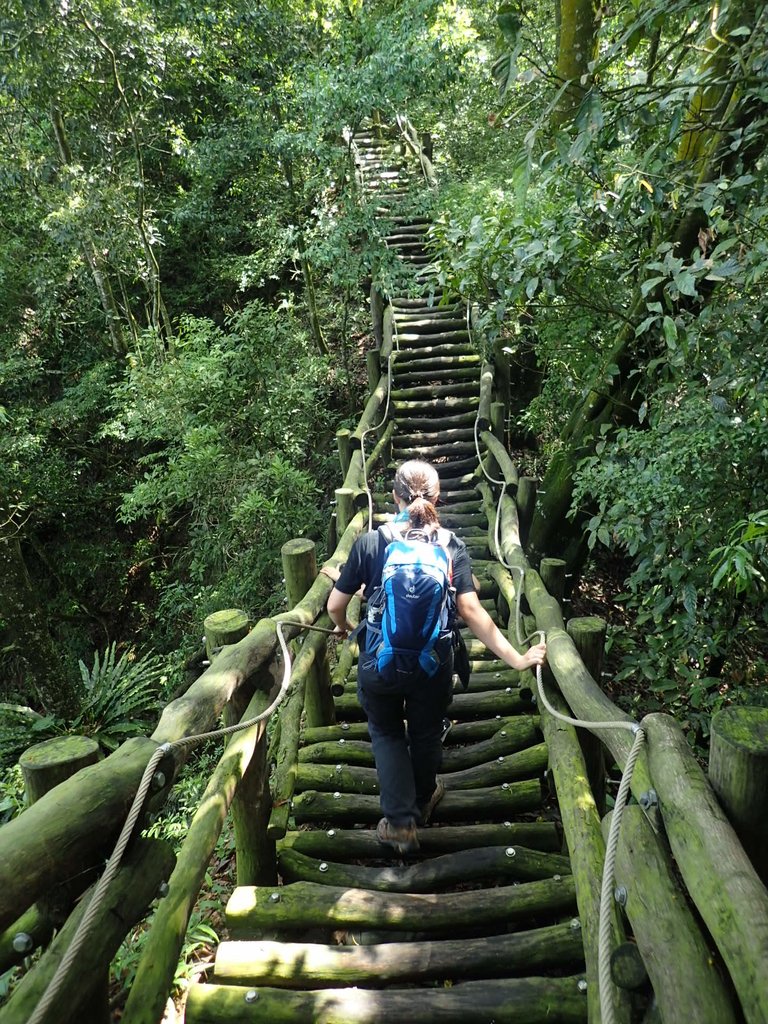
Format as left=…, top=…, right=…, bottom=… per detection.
left=25, top=617, right=316, bottom=1024
left=468, top=318, right=643, bottom=1024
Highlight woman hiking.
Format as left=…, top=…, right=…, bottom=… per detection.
left=328, top=459, right=547, bottom=854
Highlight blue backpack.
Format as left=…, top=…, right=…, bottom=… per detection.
left=364, top=524, right=457, bottom=682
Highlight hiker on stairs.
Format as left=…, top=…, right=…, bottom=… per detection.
left=328, top=460, right=547, bottom=855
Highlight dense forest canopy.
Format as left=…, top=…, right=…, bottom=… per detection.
left=1, top=0, right=766, bottom=760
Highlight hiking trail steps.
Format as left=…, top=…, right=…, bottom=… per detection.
left=184, top=123, right=587, bottom=1024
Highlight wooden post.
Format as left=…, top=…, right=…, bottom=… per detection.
left=336, top=428, right=353, bottom=478
left=370, top=285, right=384, bottom=347
left=19, top=735, right=101, bottom=807
left=281, top=539, right=332, bottom=728
left=487, top=400, right=506, bottom=478
left=539, top=557, right=566, bottom=603
left=517, top=476, right=538, bottom=548
left=644, top=712, right=768, bottom=1022
left=366, top=349, right=381, bottom=394
left=335, top=488, right=355, bottom=535
left=203, top=609, right=250, bottom=659
left=19, top=734, right=103, bottom=926
left=567, top=616, right=607, bottom=814
left=709, top=705, right=768, bottom=883
left=204, top=609, right=264, bottom=885
left=18, top=734, right=107, bottom=1022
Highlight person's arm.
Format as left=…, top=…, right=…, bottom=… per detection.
left=327, top=587, right=355, bottom=636
left=456, top=590, right=546, bottom=671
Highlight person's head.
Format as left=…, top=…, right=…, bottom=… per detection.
left=393, top=460, right=440, bottom=530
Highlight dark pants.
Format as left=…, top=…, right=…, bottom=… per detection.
left=357, top=656, right=453, bottom=827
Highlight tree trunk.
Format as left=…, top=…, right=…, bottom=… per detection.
left=552, top=0, right=602, bottom=127
left=49, top=105, right=127, bottom=356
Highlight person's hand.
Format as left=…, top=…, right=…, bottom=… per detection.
left=332, top=621, right=353, bottom=640
left=522, top=641, right=547, bottom=670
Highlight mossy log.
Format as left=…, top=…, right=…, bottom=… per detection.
left=444, top=715, right=539, bottom=746
left=186, top=975, right=588, bottom=1024
left=538, top=678, right=631, bottom=1024
left=479, top=429, right=519, bottom=488
left=567, top=617, right=608, bottom=814
left=212, top=920, right=583, bottom=988
left=292, top=779, right=542, bottom=826
left=203, top=608, right=250, bottom=653
left=295, top=762, right=379, bottom=795
left=0, top=838, right=175, bottom=1024
left=331, top=686, right=532, bottom=721
left=446, top=688, right=535, bottom=719
left=121, top=687, right=276, bottom=1024
left=277, top=821, right=561, bottom=860
left=441, top=718, right=540, bottom=770
left=226, top=876, right=576, bottom=937
left=276, top=844, right=570, bottom=892
left=644, top=712, right=768, bottom=1023
left=534, top=628, right=656, bottom=806
left=443, top=742, right=548, bottom=789
left=302, top=722, right=369, bottom=744
left=709, top=705, right=768, bottom=881
left=603, top=805, right=738, bottom=1024
left=268, top=617, right=334, bottom=839
left=19, top=735, right=101, bottom=806
left=391, top=381, right=478, bottom=402
left=0, top=904, right=52, bottom=974
left=0, top=735, right=169, bottom=933
left=299, top=739, right=375, bottom=767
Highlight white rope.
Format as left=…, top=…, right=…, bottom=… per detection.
left=27, top=618, right=303, bottom=1024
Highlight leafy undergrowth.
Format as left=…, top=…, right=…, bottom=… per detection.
left=570, top=547, right=768, bottom=759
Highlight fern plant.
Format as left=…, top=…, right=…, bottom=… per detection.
left=71, top=644, right=166, bottom=751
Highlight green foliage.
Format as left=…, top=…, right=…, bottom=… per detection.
left=72, top=643, right=166, bottom=750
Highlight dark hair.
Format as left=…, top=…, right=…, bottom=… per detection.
left=393, top=460, right=440, bottom=531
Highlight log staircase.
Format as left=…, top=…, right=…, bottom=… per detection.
left=184, top=125, right=588, bottom=1024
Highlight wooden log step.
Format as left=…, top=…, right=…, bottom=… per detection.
left=186, top=975, right=589, bottom=1023
left=392, top=426, right=475, bottom=446
left=226, top=876, right=576, bottom=937
left=391, top=440, right=477, bottom=460
left=444, top=743, right=548, bottom=790
left=291, top=780, right=543, bottom=826
left=393, top=367, right=478, bottom=386
left=393, top=317, right=468, bottom=333
left=278, top=821, right=562, bottom=860
left=330, top=685, right=535, bottom=723
left=438, top=511, right=488, bottom=529
left=391, top=382, right=479, bottom=402
left=276, top=845, right=571, bottom=893
left=299, top=739, right=374, bottom=766
left=295, top=743, right=547, bottom=796
left=300, top=713, right=535, bottom=750
left=442, top=720, right=542, bottom=769
left=397, top=410, right=479, bottom=431
left=212, top=920, right=584, bottom=989
left=393, top=307, right=461, bottom=319
left=449, top=688, right=535, bottom=719
left=442, top=720, right=544, bottom=770
left=392, top=345, right=477, bottom=365
left=392, top=396, right=479, bottom=414
left=295, top=762, right=378, bottom=794
left=370, top=493, right=480, bottom=512
left=302, top=722, right=369, bottom=744
left=393, top=353, right=480, bottom=372
left=395, top=330, right=471, bottom=346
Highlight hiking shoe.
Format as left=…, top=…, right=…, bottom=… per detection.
left=376, top=817, right=420, bottom=854
left=418, top=778, right=445, bottom=826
